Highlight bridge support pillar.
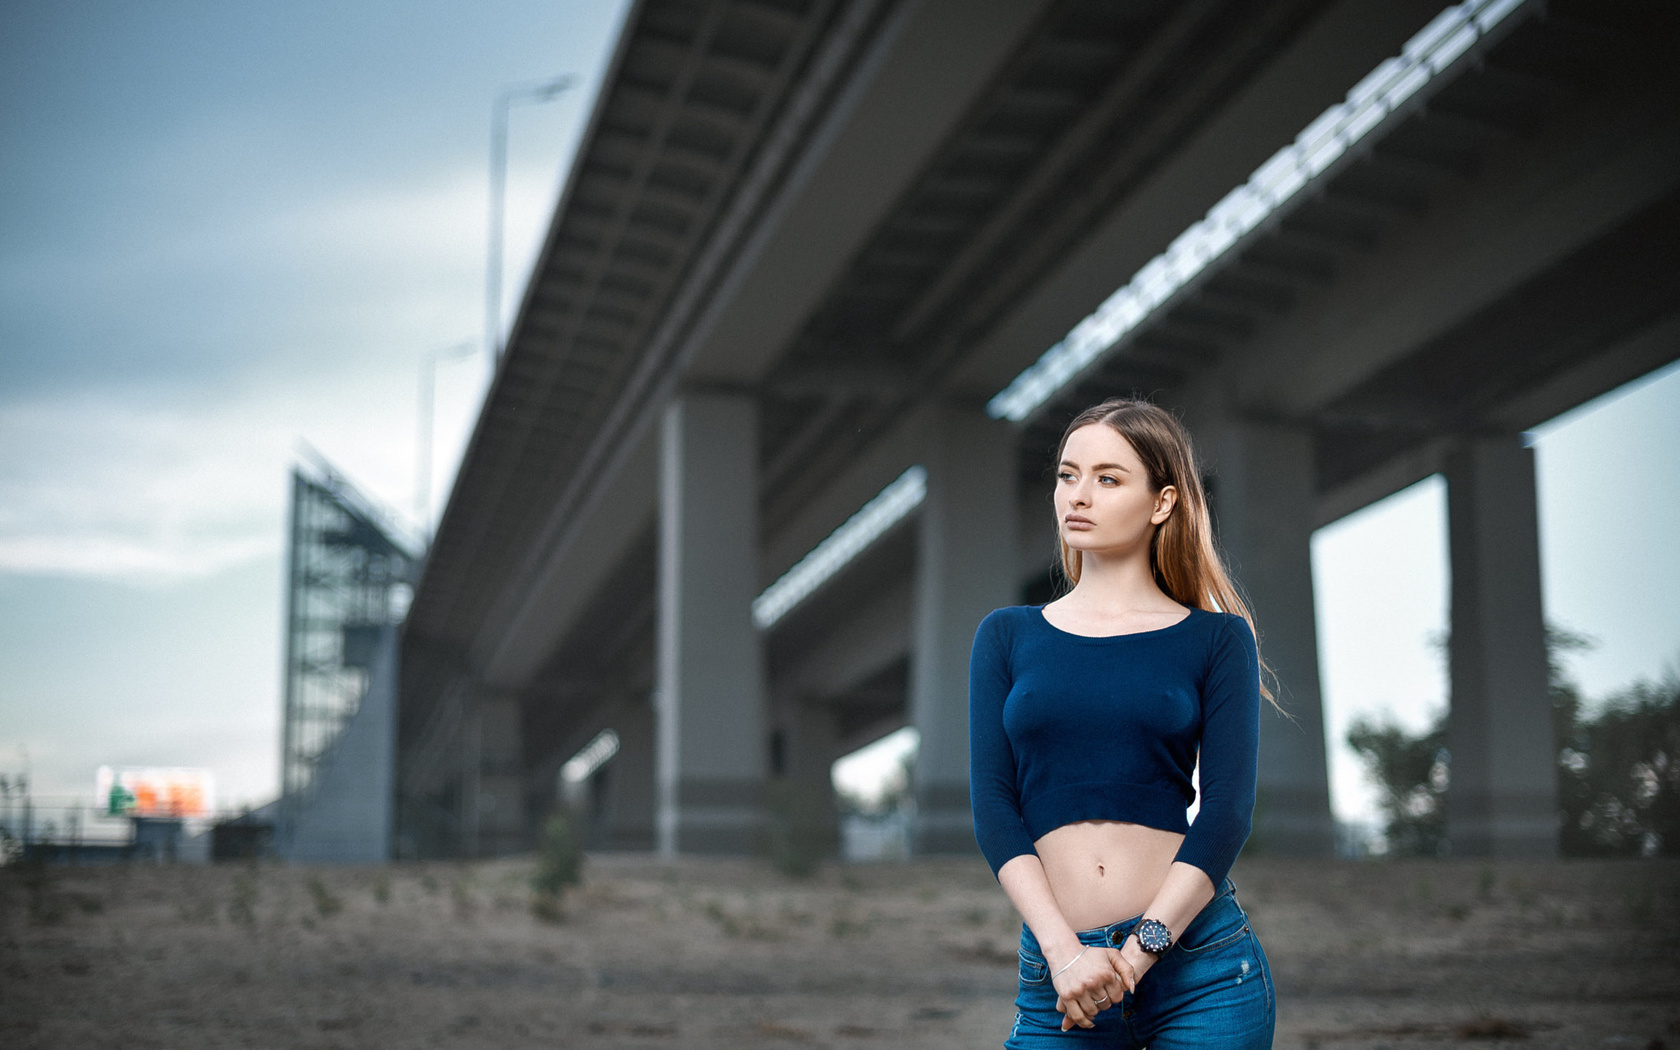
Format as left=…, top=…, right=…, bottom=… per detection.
left=1209, top=418, right=1336, bottom=856
left=466, top=690, right=525, bottom=857
left=911, top=405, right=1018, bottom=854
left=769, top=698, right=841, bottom=860
left=657, top=392, right=767, bottom=855
left=596, top=693, right=657, bottom=851
left=1444, top=435, right=1557, bottom=858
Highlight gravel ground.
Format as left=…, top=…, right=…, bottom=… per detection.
left=2, top=853, right=1676, bottom=1048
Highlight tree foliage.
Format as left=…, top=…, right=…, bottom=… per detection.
left=1556, top=675, right=1680, bottom=857
left=1347, top=627, right=1679, bottom=857
left=1345, top=715, right=1448, bottom=856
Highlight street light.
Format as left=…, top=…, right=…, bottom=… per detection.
left=417, top=340, right=478, bottom=535
left=486, top=74, right=577, bottom=365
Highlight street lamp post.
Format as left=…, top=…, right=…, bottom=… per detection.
left=486, top=74, right=577, bottom=365
left=417, top=340, right=479, bottom=535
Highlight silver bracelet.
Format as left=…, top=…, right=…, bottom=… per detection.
left=1052, top=945, right=1090, bottom=979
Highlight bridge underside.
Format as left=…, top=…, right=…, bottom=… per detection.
left=397, top=0, right=1679, bottom=861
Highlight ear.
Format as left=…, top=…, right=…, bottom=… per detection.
left=1150, top=485, right=1178, bottom=526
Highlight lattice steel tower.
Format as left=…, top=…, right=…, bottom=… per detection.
left=280, top=457, right=417, bottom=829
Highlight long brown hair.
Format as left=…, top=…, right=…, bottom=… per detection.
left=1054, top=397, right=1276, bottom=704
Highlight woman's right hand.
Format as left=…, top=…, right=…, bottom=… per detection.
left=1049, top=945, right=1135, bottom=1030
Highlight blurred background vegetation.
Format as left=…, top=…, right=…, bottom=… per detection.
left=1348, top=628, right=1680, bottom=857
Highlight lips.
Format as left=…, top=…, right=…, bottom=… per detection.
left=1063, top=514, right=1094, bottom=529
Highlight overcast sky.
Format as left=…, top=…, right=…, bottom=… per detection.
left=3, top=1, right=1677, bottom=833
left=0, top=0, right=632, bottom=812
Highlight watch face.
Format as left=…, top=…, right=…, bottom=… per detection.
left=1137, top=918, right=1172, bottom=954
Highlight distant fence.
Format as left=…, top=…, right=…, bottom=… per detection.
left=0, top=794, right=270, bottom=865
left=1, top=795, right=129, bottom=846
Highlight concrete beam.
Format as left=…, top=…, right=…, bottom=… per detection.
left=685, top=0, right=1055, bottom=386
left=1310, top=311, right=1680, bottom=530
left=1236, top=50, right=1680, bottom=415
left=473, top=424, right=658, bottom=690
left=762, top=403, right=930, bottom=585
left=1314, top=437, right=1450, bottom=530
left=1490, top=311, right=1680, bottom=436
left=763, top=403, right=1056, bottom=599
left=770, top=574, right=913, bottom=702
left=834, top=712, right=911, bottom=761
left=950, top=0, right=1447, bottom=396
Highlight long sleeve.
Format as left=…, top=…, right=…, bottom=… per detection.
left=1173, top=614, right=1260, bottom=886
left=969, top=611, right=1037, bottom=876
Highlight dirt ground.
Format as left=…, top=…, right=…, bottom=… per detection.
left=2, top=853, right=1677, bottom=1049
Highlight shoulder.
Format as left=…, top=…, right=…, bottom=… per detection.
left=1186, top=608, right=1257, bottom=654
left=974, top=604, right=1034, bottom=648
left=1212, top=609, right=1255, bottom=641
left=971, top=606, right=1040, bottom=675
left=976, top=604, right=1042, bottom=641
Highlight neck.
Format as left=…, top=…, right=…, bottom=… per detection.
left=1067, top=542, right=1172, bottom=610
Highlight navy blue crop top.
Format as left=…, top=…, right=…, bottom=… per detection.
left=968, top=604, right=1260, bottom=887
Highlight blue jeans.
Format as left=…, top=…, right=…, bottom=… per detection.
left=1006, top=880, right=1275, bottom=1048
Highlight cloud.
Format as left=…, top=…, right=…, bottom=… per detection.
left=0, top=355, right=455, bottom=581
left=0, top=392, right=280, bottom=579
left=0, top=147, right=559, bottom=583
left=0, top=154, right=540, bottom=584
left=0, top=165, right=493, bottom=395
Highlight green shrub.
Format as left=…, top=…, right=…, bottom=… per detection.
left=307, top=876, right=342, bottom=918
left=530, top=810, right=584, bottom=921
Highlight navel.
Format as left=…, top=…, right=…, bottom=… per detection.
left=1096, top=862, right=1106, bottom=877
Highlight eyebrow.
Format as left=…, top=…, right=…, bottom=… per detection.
left=1060, top=459, right=1132, bottom=472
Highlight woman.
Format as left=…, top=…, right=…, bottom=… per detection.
left=970, top=398, right=1276, bottom=1048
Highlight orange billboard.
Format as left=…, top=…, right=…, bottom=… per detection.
left=96, top=766, right=215, bottom=819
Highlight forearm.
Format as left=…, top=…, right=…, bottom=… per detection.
left=996, top=853, right=1086, bottom=971
left=1120, top=860, right=1216, bottom=978
left=999, top=850, right=1149, bottom=1030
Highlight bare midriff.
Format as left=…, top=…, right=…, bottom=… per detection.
left=1034, top=820, right=1185, bottom=931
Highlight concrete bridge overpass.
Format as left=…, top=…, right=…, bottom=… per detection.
left=395, top=0, right=1680, bottom=860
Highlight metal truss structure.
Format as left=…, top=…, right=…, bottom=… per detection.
left=281, top=457, right=417, bottom=829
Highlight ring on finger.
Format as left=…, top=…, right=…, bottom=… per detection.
left=1092, top=993, right=1109, bottom=1004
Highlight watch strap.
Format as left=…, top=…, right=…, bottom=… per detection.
left=1135, top=917, right=1173, bottom=955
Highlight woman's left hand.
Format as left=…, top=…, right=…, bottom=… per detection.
left=1116, top=934, right=1157, bottom=985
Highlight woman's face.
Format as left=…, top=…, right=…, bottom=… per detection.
left=1055, top=423, right=1177, bottom=559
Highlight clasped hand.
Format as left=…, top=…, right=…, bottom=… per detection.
left=1050, top=945, right=1138, bottom=1031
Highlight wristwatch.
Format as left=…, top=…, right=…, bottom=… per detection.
left=1135, top=918, right=1173, bottom=956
